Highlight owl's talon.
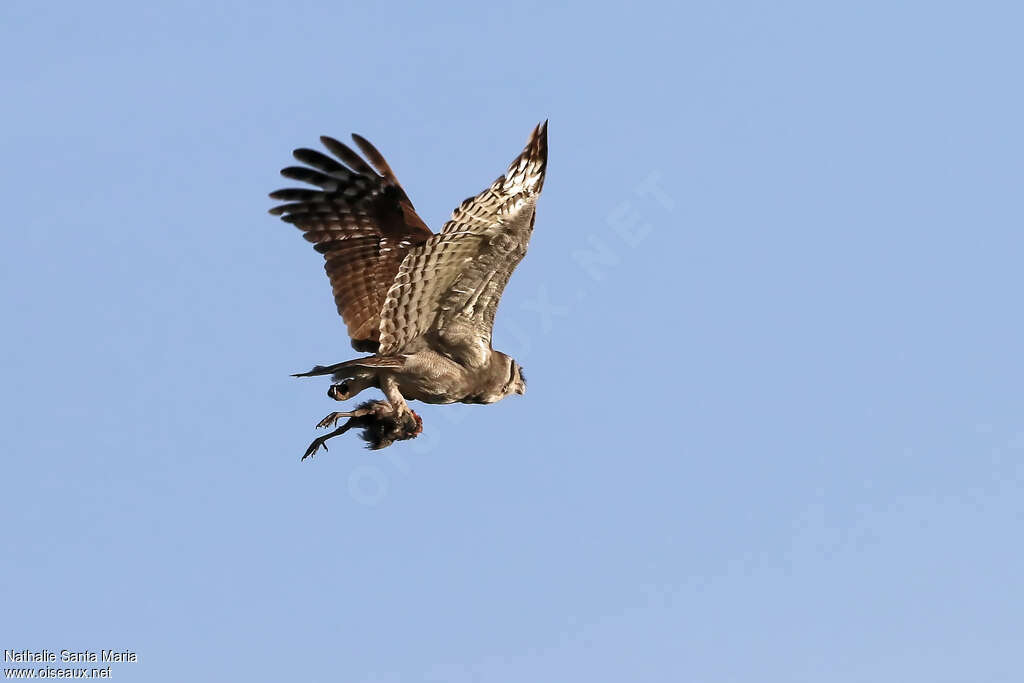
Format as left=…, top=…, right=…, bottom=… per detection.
left=328, top=381, right=351, bottom=401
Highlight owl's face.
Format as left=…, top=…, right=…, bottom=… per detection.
left=495, top=357, right=526, bottom=399
left=466, top=356, right=527, bottom=404
left=508, top=360, right=527, bottom=396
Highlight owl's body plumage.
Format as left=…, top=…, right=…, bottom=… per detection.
left=270, top=123, right=547, bottom=454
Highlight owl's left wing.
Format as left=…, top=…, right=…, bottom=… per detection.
left=268, top=133, right=433, bottom=352
left=378, top=122, right=548, bottom=367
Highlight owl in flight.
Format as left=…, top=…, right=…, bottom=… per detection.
left=269, top=122, right=548, bottom=456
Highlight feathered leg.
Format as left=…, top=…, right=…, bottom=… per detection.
left=327, top=375, right=376, bottom=401
left=380, top=375, right=412, bottom=420
left=295, top=362, right=371, bottom=401
left=294, top=356, right=404, bottom=402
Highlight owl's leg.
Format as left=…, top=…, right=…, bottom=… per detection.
left=380, top=375, right=412, bottom=420
left=327, top=374, right=375, bottom=401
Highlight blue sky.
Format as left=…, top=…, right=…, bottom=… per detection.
left=3, top=1, right=1023, bottom=681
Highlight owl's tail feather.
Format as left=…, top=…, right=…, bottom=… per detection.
left=292, top=355, right=406, bottom=378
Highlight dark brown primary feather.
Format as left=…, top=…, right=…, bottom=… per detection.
left=269, top=135, right=433, bottom=350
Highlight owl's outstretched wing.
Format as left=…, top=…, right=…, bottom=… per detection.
left=269, top=134, right=433, bottom=351
left=378, top=122, right=547, bottom=367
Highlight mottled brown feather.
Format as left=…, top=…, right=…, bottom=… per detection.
left=379, top=122, right=548, bottom=360
left=269, top=134, right=433, bottom=350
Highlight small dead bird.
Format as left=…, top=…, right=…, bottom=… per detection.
left=302, top=401, right=423, bottom=459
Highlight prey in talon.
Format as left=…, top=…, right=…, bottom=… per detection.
left=302, top=401, right=424, bottom=459
left=268, top=122, right=547, bottom=455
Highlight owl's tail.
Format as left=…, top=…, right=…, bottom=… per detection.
left=291, top=355, right=406, bottom=378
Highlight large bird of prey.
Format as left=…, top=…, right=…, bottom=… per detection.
left=269, top=122, right=548, bottom=456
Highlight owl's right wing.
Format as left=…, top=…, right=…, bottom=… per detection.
left=269, top=134, right=434, bottom=352
left=378, top=122, right=548, bottom=367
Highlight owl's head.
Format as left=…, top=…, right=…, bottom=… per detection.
left=506, top=358, right=527, bottom=396
left=469, top=353, right=527, bottom=404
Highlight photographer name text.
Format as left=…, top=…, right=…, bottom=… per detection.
left=4, top=650, right=136, bottom=664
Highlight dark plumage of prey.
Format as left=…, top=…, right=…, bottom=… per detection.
left=269, top=123, right=548, bottom=456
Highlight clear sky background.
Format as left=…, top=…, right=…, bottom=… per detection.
left=3, top=1, right=1023, bottom=681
